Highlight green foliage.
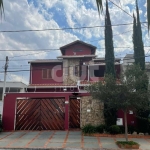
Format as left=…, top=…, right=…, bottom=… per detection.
left=108, top=125, right=121, bottom=134
left=105, top=1, right=115, bottom=77
left=104, top=105, right=117, bottom=127
left=118, top=125, right=136, bottom=134
left=88, top=64, right=150, bottom=141
left=116, top=141, right=139, bottom=146
left=133, top=1, right=145, bottom=70
left=82, top=124, right=96, bottom=134
left=89, top=65, right=149, bottom=112
left=95, top=124, right=105, bottom=133
left=136, top=115, right=150, bottom=133
left=82, top=124, right=106, bottom=134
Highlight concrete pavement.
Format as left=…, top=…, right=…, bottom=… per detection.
left=0, top=131, right=149, bottom=149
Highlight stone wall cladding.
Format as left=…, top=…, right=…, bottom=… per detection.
left=63, top=58, right=80, bottom=84
left=80, top=96, right=105, bottom=127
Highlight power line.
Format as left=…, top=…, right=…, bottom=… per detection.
left=108, top=0, right=133, bottom=18
left=0, top=22, right=147, bottom=33
left=0, top=54, right=149, bottom=73
left=90, top=30, right=133, bottom=42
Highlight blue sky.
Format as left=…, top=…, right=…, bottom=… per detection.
left=0, top=0, right=149, bottom=84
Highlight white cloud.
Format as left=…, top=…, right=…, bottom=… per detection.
left=0, top=0, right=148, bottom=84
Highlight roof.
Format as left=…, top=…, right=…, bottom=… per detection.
left=93, top=58, right=121, bottom=61
left=28, top=84, right=77, bottom=88
left=28, top=59, right=62, bottom=64
left=57, top=55, right=97, bottom=59
left=124, top=54, right=134, bottom=58
left=60, top=40, right=96, bottom=55
left=0, top=81, right=27, bottom=88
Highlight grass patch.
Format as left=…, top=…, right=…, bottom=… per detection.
left=116, top=141, right=139, bottom=146
left=116, top=141, right=140, bottom=149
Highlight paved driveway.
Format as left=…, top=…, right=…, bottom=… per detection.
left=0, top=131, right=149, bottom=149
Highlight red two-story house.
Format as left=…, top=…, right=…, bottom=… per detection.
left=2, top=40, right=122, bottom=131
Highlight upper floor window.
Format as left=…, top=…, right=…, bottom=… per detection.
left=42, top=69, right=52, bottom=79
left=74, top=65, right=80, bottom=77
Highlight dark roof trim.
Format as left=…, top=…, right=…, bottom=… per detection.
left=28, top=59, right=62, bottom=64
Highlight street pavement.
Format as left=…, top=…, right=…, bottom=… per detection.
left=0, top=131, right=149, bottom=149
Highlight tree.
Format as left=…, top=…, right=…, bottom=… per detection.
left=133, top=0, right=145, bottom=70
left=88, top=64, right=149, bottom=141
left=105, top=0, right=115, bottom=77
left=96, top=0, right=150, bottom=30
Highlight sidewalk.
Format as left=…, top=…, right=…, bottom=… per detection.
left=0, top=131, right=149, bottom=149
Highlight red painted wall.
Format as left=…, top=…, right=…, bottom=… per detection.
left=30, top=63, right=63, bottom=84
left=117, top=110, right=137, bottom=126
left=3, top=92, right=90, bottom=131
left=65, top=44, right=92, bottom=55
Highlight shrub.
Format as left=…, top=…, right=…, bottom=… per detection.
left=108, top=125, right=121, bottom=134
left=119, top=125, right=135, bottom=134
left=95, top=124, right=105, bottom=133
left=116, top=141, right=139, bottom=146
left=82, top=124, right=96, bottom=134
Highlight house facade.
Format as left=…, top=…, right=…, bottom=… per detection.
left=3, top=40, right=124, bottom=131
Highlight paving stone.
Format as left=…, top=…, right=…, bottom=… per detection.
left=0, top=141, right=10, bottom=147
left=84, top=142, right=100, bottom=148
left=84, top=137, right=98, bottom=143
left=67, top=137, right=81, bottom=143
left=36, top=132, right=53, bottom=140
left=54, top=131, right=68, bottom=135
left=69, top=131, right=81, bottom=135
left=100, top=137, right=118, bottom=149
left=50, top=137, right=65, bottom=142
left=46, top=142, right=63, bottom=148
left=131, top=138, right=150, bottom=150
left=9, top=140, right=29, bottom=147
left=66, top=142, right=81, bottom=148
left=2, top=132, right=25, bottom=140
left=28, top=139, right=46, bottom=148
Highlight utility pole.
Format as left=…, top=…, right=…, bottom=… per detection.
left=2, top=56, right=9, bottom=103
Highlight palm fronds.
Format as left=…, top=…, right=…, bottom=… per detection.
left=96, top=0, right=103, bottom=15
left=0, top=0, right=4, bottom=17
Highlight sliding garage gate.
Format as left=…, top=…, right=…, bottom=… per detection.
left=15, top=98, right=65, bottom=130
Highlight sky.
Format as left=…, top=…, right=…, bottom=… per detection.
left=0, top=0, right=149, bottom=84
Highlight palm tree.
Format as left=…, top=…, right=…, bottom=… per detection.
left=0, top=0, right=4, bottom=17
left=96, top=0, right=150, bottom=30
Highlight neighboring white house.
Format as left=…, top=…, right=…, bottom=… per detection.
left=0, top=81, right=27, bottom=100
left=122, top=54, right=150, bottom=82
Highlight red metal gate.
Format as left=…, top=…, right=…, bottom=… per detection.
left=69, top=98, right=80, bottom=129
left=15, top=98, right=65, bottom=130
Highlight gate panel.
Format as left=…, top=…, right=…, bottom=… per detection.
left=15, top=99, right=40, bottom=130
left=15, top=98, right=65, bottom=130
left=69, top=99, right=80, bottom=129
left=40, top=98, right=65, bottom=130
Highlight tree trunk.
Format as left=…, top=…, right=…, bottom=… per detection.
left=124, top=111, right=128, bottom=141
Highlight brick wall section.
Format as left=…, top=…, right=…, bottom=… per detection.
left=80, top=96, right=105, bottom=127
